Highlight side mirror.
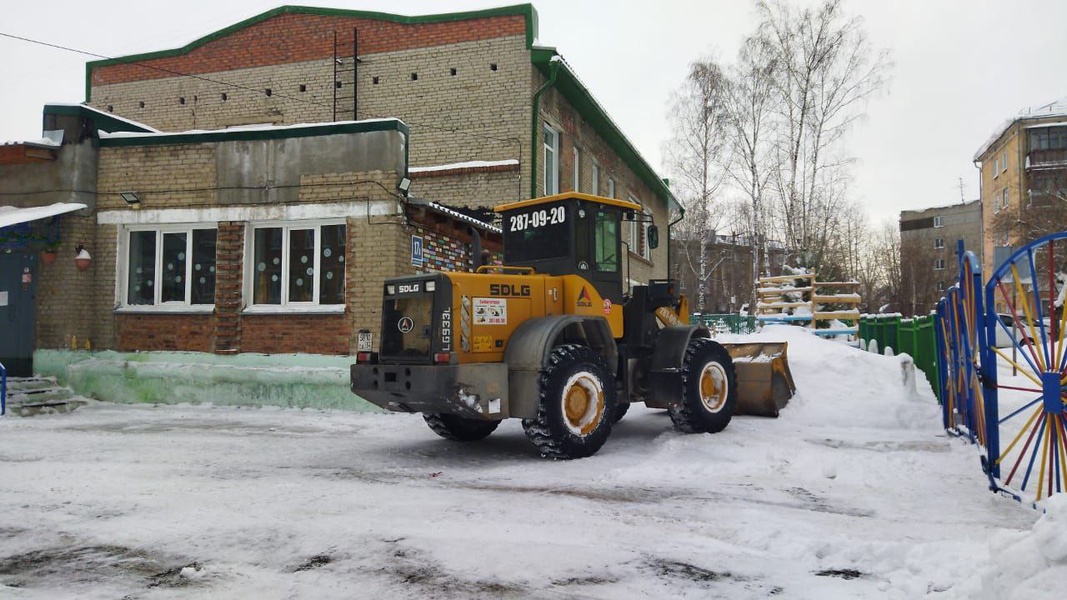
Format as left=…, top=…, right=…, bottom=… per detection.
left=647, top=225, right=659, bottom=249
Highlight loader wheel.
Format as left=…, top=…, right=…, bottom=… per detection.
left=612, top=400, right=630, bottom=423
left=423, top=413, right=501, bottom=441
left=668, top=338, right=737, bottom=434
left=522, top=344, right=615, bottom=459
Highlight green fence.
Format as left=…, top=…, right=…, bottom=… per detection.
left=691, top=314, right=758, bottom=335
left=859, top=313, right=940, bottom=401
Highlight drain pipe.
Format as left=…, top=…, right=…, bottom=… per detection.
left=530, top=58, right=561, bottom=199
left=667, top=205, right=685, bottom=281
left=469, top=226, right=483, bottom=271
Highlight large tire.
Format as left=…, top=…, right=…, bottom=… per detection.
left=423, top=413, right=501, bottom=441
left=668, top=338, right=737, bottom=434
left=522, top=344, right=615, bottom=459
left=612, top=399, right=631, bottom=423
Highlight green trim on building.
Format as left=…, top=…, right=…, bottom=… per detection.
left=85, top=4, right=538, bottom=102
left=98, top=119, right=409, bottom=148
left=44, top=103, right=157, bottom=135
left=531, top=50, right=680, bottom=214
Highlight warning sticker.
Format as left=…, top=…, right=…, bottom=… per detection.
left=473, top=297, right=507, bottom=325
left=473, top=335, right=494, bottom=352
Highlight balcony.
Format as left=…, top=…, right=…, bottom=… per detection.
left=1026, top=149, right=1067, bottom=170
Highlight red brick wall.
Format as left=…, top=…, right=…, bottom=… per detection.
left=116, top=314, right=215, bottom=352
left=240, top=314, right=350, bottom=355
left=92, top=13, right=527, bottom=87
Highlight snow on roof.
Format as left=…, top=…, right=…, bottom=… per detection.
left=0, top=138, right=61, bottom=148
left=974, top=95, right=1067, bottom=161
left=45, top=102, right=162, bottom=134
left=409, top=159, right=518, bottom=174
left=422, top=201, right=501, bottom=234
left=99, top=118, right=403, bottom=140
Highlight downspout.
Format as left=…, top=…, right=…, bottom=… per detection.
left=530, top=58, right=561, bottom=199
left=668, top=206, right=685, bottom=283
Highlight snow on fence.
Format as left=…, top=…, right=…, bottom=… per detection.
left=936, top=236, right=1067, bottom=508
left=858, top=313, right=939, bottom=401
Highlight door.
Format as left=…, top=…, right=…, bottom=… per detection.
left=0, top=252, right=37, bottom=377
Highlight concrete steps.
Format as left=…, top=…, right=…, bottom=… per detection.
left=3, top=376, right=85, bottom=417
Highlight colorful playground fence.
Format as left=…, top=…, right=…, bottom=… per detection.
left=936, top=236, right=1067, bottom=507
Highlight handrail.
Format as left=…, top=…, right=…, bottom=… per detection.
left=1, top=360, right=6, bottom=416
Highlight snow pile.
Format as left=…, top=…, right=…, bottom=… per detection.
left=967, top=494, right=1067, bottom=599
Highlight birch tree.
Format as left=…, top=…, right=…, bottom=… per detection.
left=664, top=59, right=729, bottom=312
left=756, top=0, right=891, bottom=273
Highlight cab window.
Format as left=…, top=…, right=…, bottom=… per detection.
left=595, top=211, right=619, bottom=273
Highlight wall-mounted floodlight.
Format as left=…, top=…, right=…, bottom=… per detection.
left=397, top=177, right=412, bottom=196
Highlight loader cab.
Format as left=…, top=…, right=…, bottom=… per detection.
left=495, top=192, right=657, bottom=304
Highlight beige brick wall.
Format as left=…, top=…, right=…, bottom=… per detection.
left=536, top=75, right=671, bottom=284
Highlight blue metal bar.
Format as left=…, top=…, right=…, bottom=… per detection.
left=1, top=360, right=6, bottom=416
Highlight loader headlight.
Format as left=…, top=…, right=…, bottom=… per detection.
left=386, top=284, right=396, bottom=295
left=425, top=280, right=436, bottom=292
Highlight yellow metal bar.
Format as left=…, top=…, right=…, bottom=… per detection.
left=1056, top=415, right=1067, bottom=495
left=996, top=406, right=1044, bottom=466
left=991, top=347, right=1043, bottom=388
left=1037, top=417, right=1052, bottom=501
left=1011, top=264, right=1046, bottom=372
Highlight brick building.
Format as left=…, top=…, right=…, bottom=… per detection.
left=898, top=200, right=982, bottom=315
left=973, top=97, right=1067, bottom=271
left=0, top=5, right=679, bottom=398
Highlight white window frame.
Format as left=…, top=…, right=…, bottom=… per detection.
left=627, top=195, right=651, bottom=261
left=591, top=163, right=600, bottom=196
left=993, top=156, right=1000, bottom=178
left=117, top=224, right=217, bottom=312
left=934, top=258, right=946, bottom=270
left=933, top=215, right=944, bottom=228
left=1001, top=150, right=1008, bottom=173
left=244, top=219, right=346, bottom=313
left=543, top=123, right=560, bottom=195
left=573, top=146, right=581, bottom=192
left=934, top=238, right=944, bottom=249
left=936, top=281, right=945, bottom=292
left=607, top=178, right=616, bottom=199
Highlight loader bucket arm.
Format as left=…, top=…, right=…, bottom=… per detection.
left=722, top=342, right=796, bottom=417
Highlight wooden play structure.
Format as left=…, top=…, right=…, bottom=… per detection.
left=755, top=271, right=861, bottom=337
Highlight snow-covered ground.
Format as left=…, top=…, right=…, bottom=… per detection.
left=1, top=326, right=1064, bottom=599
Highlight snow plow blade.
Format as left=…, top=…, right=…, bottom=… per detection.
left=723, top=342, right=796, bottom=417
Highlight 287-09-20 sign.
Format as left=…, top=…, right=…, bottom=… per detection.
left=508, top=205, right=566, bottom=231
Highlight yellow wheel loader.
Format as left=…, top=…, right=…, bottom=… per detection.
left=351, top=192, right=794, bottom=459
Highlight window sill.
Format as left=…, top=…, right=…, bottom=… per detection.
left=114, top=305, right=215, bottom=315
left=242, top=305, right=346, bottom=315
left=627, top=252, right=654, bottom=266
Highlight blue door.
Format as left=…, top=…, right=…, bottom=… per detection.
left=0, top=253, right=37, bottom=377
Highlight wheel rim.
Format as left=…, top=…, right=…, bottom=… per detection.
left=698, top=362, right=728, bottom=413
left=561, top=372, right=604, bottom=436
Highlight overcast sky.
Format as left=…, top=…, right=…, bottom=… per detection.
left=2, top=0, right=1066, bottom=225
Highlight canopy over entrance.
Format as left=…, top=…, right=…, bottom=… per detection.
left=0, top=203, right=87, bottom=229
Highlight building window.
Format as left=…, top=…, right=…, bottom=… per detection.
left=934, top=258, right=945, bottom=270
left=607, top=178, right=616, bottom=199
left=933, top=215, right=944, bottom=228
left=591, top=163, right=600, bottom=196
left=627, top=196, right=651, bottom=261
left=1001, top=188, right=1009, bottom=211
left=1029, top=126, right=1067, bottom=151
left=993, top=156, right=999, bottom=177
left=1001, top=150, right=1008, bottom=173
left=934, top=238, right=944, bottom=249
left=249, top=222, right=346, bottom=307
left=936, top=281, right=945, bottom=292
left=124, top=226, right=217, bottom=307
left=573, top=146, right=581, bottom=192
left=543, top=123, right=560, bottom=195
